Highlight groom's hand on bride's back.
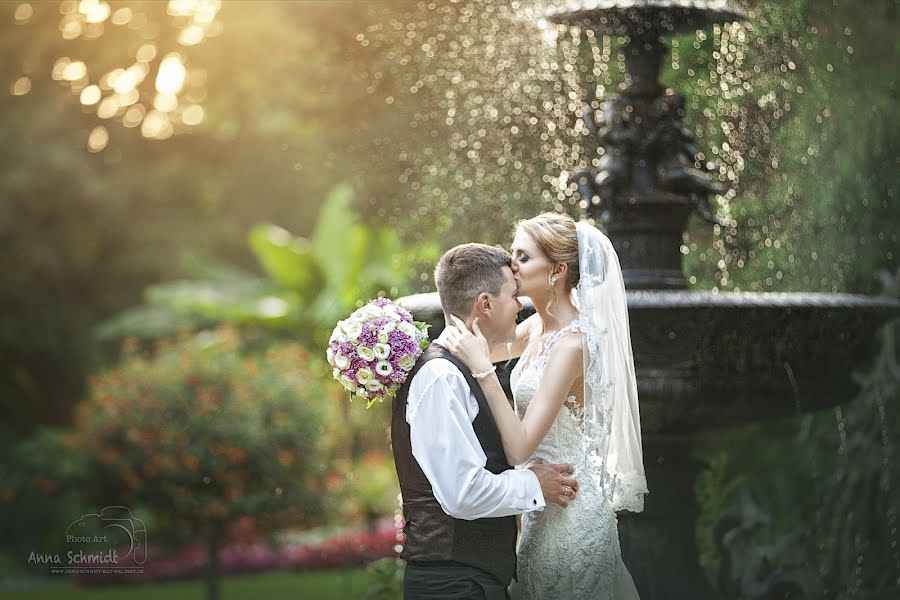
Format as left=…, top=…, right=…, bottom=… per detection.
left=528, top=459, right=579, bottom=508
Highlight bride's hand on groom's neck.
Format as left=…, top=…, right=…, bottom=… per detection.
left=444, top=314, right=493, bottom=373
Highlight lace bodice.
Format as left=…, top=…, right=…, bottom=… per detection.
left=509, top=318, right=640, bottom=600
left=510, top=320, right=587, bottom=468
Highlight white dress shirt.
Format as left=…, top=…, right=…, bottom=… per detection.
left=406, top=335, right=546, bottom=520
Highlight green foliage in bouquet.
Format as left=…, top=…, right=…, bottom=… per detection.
left=69, top=326, right=333, bottom=600
left=96, top=184, right=439, bottom=350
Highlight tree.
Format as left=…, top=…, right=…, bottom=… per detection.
left=69, top=326, right=332, bottom=600
left=0, top=0, right=433, bottom=437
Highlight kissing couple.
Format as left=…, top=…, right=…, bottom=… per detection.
left=391, top=213, right=649, bottom=600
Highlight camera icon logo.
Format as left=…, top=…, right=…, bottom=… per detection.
left=66, top=506, right=148, bottom=565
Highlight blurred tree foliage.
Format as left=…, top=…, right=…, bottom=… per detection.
left=0, top=1, right=438, bottom=438
left=680, top=0, right=898, bottom=294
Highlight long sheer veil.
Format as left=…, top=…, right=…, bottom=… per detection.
left=575, top=221, right=648, bottom=513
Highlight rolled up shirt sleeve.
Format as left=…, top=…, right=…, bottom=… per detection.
left=407, top=359, right=545, bottom=520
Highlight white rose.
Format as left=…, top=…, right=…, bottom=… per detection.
left=375, top=360, right=393, bottom=376
left=326, top=347, right=335, bottom=366
left=339, top=375, right=358, bottom=392
left=330, top=326, right=346, bottom=344
left=334, top=353, right=350, bottom=370
left=398, top=322, right=419, bottom=338
left=382, top=321, right=397, bottom=334
left=365, top=380, right=384, bottom=392
left=374, top=343, right=391, bottom=360
left=398, top=354, right=416, bottom=371
left=354, top=304, right=381, bottom=321
left=356, top=367, right=374, bottom=384
left=357, top=346, right=375, bottom=361
left=377, top=330, right=389, bottom=344
left=344, top=320, right=363, bottom=340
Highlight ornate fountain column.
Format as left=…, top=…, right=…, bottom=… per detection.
left=557, top=2, right=742, bottom=290
left=548, top=3, right=743, bottom=598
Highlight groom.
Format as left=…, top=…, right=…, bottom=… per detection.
left=391, top=243, right=579, bottom=600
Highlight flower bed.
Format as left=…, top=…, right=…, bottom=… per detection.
left=77, top=518, right=404, bottom=586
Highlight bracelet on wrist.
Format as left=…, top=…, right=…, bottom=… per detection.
left=471, top=365, right=497, bottom=380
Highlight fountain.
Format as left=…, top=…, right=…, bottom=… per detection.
left=398, top=1, right=900, bottom=597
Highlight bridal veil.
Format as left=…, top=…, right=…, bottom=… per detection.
left=575, top=221, right=648, bottom=513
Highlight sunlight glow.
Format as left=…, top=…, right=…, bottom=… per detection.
left=80, top=84, right=101, bottom=105
left=87, top=125, right=108, bottom=152
left=111, top=7, right=132, bottom=26
left=97, top=96, right=119, bottom=119
left=169, top=0, right=221, bottom=47
left=11, top=77, right=31, bottom=96
left=155, top=54, right=186, bottom=95
left=117, top=88, right=139, bottom=107
left=123, top=104, right=146, bottom=128
left=51, top=58, right=70, bottom=81
left=79, top=0, right=110, bottom=24
left=179, top=25, right=205, bottom=46
left=112, top=69, right=138, bottom=94
left=181, top=104, right=204, bottom=126
left=14, top=3, right=34, bottom=24
left=51, top=0, right=218, bottom=147
left=62, top=61, right=87, bottom=82
left=153, top=92, right=178, bottom=113
left=99, top=68, right=121, bottom=91
left=136, top=44, right=157, bottom=63
left=167, top=0, right=200, bottom=17
left=141, top=110, right=174, bottom=140
left=60, top=15, right=82, bottom=40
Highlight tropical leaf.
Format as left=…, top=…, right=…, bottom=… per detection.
left=311, top=182, right=359, bottom=294
left=94, top=305, right=206, bottom=341
left=179, top=252, right=258, bottom=283
left=145, top=279, right=301, bottom=327
left=248, top=224, right=324, bottom=294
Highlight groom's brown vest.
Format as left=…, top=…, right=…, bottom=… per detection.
left=391, top=343, right=519, bottom=584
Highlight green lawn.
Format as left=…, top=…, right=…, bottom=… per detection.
left=0, top=570, right=377, bottom=600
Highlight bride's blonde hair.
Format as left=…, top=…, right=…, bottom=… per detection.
left=515, top=213, right=580, bottom=315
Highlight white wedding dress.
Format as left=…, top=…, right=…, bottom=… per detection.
left=509, top=319, right=640, bottom=600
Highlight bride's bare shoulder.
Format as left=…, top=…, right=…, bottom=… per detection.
left=551, top=330, right=584, bottom=360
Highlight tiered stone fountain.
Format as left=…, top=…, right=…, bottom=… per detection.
left=399, top=1, right=900, bottom=597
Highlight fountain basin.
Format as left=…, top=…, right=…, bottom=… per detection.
left=398, top=291, right=900, bottom=433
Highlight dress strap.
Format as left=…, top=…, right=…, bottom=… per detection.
left=533, top=318, right=582, bottom=367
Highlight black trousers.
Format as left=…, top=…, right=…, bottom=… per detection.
left=403, top=561, right=510, bottom=600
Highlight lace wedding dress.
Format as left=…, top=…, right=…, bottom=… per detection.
left=509, top=320, right=640, bottom=600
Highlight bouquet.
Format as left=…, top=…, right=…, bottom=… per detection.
left=327, top=298, right=429, bottom=407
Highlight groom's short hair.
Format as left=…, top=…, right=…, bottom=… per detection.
left=435, top=243, right=511, bottom=319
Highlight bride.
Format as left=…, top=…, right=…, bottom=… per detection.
left=445, top=212, right=648, bottom=599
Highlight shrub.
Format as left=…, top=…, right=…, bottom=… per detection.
left=70, top=325, right=333, bottom=600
